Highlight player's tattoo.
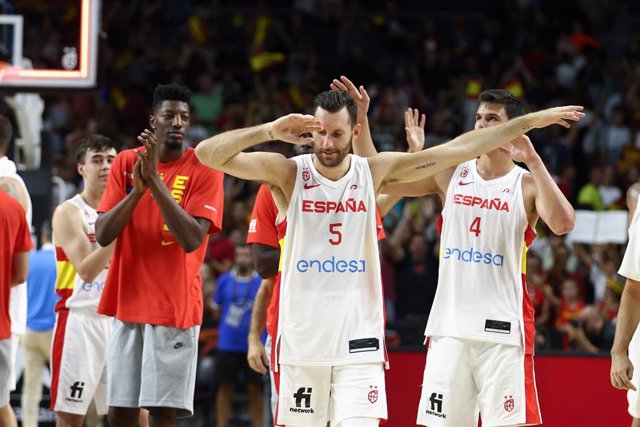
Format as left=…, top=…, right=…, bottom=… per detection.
left=415, top=162, right=435, bottom=170
left=521, top=123, right=534, bottom=131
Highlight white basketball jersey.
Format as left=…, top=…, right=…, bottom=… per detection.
left=54, top=194, right=109, bottom=312
left=0, top=156, right=32, bottom=335
left=276, top=154, right=386, bottom=366
left=425, top=160, right=536, bottom=347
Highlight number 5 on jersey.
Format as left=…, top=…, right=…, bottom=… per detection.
left=329, top=223, right=343, bottom=245
left=469, top=217, right=481, bottom=237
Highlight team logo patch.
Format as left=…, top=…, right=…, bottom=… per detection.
left=290, top=387, right=314, bottom=414
left=368, top=385, right=378, bottom=403
left=302, top=168, right=310, bottom=181
left=460, top=166, right=469, bottom=178
left=66, top=381, right=85, bottom=403
left=504, top=395, right=514, bottom=412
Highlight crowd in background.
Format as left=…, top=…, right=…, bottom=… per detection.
left=9, top=0, right=640, bottom=357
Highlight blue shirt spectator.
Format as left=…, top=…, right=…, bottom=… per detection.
left=26, top=242, right=57, bottom=331
left=214, top=269, right=261, bottom=352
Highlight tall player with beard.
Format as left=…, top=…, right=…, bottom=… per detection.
left=246, top=77, right=407, bottom=422
left=196, top=91, right=583, bottom=427
left=386, top=90, right=575, bottom=427
left=95, top=84, right=224, bottom=427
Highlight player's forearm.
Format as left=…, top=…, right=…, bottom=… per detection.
left=389, top=115, right=534, bottom=184
left=147, top=175, right=208, bottom=253
left=376, top=194, right=401, bottom=218
left=76, top=242, right=115, bottom=283
left=11, top=252, right=29, bottom=285
left=195, top=123, right=272, bottom=168
left=249, top=282, right=273, bottom=341
left=95, top=190, right=144, bottom=246
left=612, top=279, right=640, bottom=356
left=526, top=156, right=575, bottom=235
left=254, top=251, right=280, bottom=279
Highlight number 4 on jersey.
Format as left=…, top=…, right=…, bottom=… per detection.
left=469, top=217, right=481, bottom=236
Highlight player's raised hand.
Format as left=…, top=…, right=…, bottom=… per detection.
left=611, top=353, right=636, bottom=391
left=526, top=106, right=585, bottom=130
left=271, top=113, right=322, bottom=145
left=502, top=135, right=537, bottom=163
left=330, top=75, right=370, bottom=114
left=136, top=129, right=160, bottom=180
left=132, top=157, right=148, bottom=194
left=404, top=108, right=426, bottom=153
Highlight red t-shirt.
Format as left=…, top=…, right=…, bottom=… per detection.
left=555, top=300, right=586, bottom=328
left=97, top=148, right=224, bottom=328
left=247, top=184, right=280, bottom=249
left=0, top=192, right=33, bottom=339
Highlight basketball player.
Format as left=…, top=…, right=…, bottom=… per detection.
left=246, top=76, right=417, bottom=384
left=0, top=188, right=32, bottom=427
left=195, top=88, right=583, bottom=427
left=610, top=183, right=640, bottom=427
left=95, top=83, right=224, bottom=427
left=0, top=114, right=32, bottom=394
left=385, top=90, right=574, bottom=426
left=50, top=135, right=117, bottom=426
left=246, top=76, right=379, bottom=419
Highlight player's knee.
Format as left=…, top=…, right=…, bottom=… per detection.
left=148, top=407, right=177, bottom=424
left=335, top=417, right=380, bottom=427
left=107, top=407, right=140, bottom=427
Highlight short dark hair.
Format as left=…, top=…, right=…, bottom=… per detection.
left=152, top=83, right=192, bottom=112
left=478, top=89, right=525, bottom=119
left=311, top=91, right=357, bottom=127
left=0, top=115, right=12, bottom=145
left=75, top=135, right=117, bottom=163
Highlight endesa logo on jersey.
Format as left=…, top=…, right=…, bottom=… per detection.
left=453, top=194, right=510, bottom=212
left=302, top=198, right=367, bottom=214
left=81, top=280, right=105, bottom=292
left=296, top=256, right=366, bottom=273
left=442, top=246, right=505, bottom=267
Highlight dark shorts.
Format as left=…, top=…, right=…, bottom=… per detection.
left=215, top=350, right=263, bottom=386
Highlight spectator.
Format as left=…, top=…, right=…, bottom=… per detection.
left=598, top=279, right=622, bottom=321
left=191, top=73, right=224, bottom=134
left=21, top=223, right=57, bottom=427
left=553, top=278, right=587, bottom=350
left=213, top=244, right=263, bottom=427
left=599, top=165, right=624, bottom=209
left=576, top=165, right=604, bottom=211
left=567, top=305, right=615, bottom=353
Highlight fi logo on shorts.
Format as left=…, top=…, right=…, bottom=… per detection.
left=66, top=381, right=85, bottom=403
left=290, top=387, right=313, bottom=414
left=425, top=392, right=446, bottom=419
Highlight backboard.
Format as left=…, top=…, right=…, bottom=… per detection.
left=0, top=0, right=100, bottom=90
